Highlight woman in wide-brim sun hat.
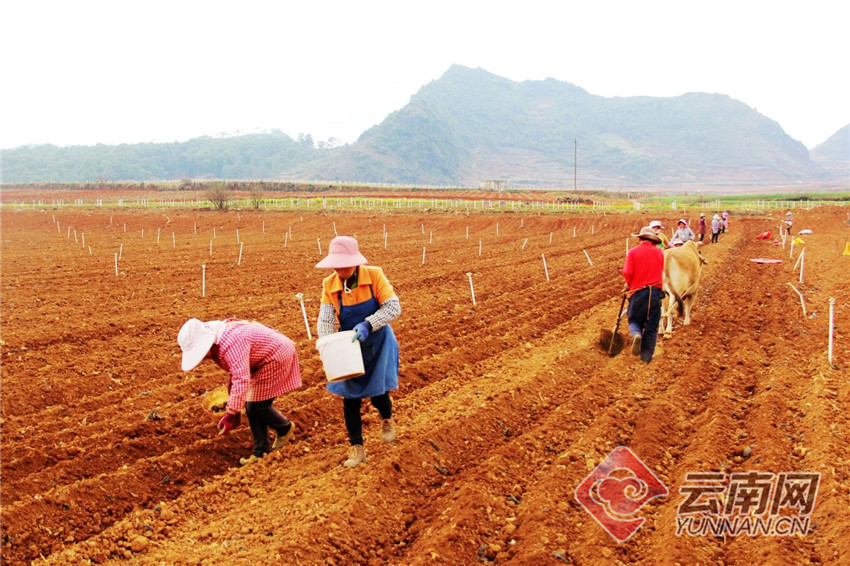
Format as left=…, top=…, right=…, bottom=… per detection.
left=315, top=236, right=402, bottom=469
left=648, top=220, right=669, bottom=249
left=697, top=213, right=707, bottom=242
left=672, top=218, right=695, bottom=243
left=177, top=317, right=302, bottom=466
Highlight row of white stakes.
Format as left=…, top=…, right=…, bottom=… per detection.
left=53, top=215, right=602, bottom=280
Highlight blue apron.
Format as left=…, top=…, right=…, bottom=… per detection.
left=327, top=284, right=399, bottom=399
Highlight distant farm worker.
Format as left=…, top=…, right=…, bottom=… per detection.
left=177, top=318, right=302, bottom=466
left=783, top=211, right=793, bottom=235
left=316, top=236, right=401, bottom=469
left=669, top=238, right=684, bottom=247
left=721, top=210, right=730, bottom=233
left=623, top=227, right=665, bottom=363
left=649, top=220, right=670, bottom=249
left=711, top=214, right=722, bottom=243
left=672, top=219, right=695, bottom=243
left=697, top=213, right=707, bottom=242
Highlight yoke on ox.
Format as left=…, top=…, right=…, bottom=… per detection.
left=660, top=241, right=706, bottom=337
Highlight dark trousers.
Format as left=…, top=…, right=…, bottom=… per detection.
left=343, top=393, right=392, bottom=445
left=627, top=286, right=663, bottom=363
left=711, top=231, right=720, bottom=243
left=245, top=398, right=291, bottom=457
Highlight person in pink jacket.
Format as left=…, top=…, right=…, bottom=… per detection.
left=178, top=318, right=302, bottom=465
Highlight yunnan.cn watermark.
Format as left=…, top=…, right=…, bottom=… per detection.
left=676, top=471, right=820, bottom=537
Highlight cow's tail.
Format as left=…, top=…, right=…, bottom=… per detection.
left=663, top=284, right=685, bottom=318
left=681, top=279, right=701, bottom=302
left=675, top=293, right=684, bottom=317
left=672, top=279, right=701, bottom=317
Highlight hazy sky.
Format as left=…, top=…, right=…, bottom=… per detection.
left=2, top=1, right=848, bottom=151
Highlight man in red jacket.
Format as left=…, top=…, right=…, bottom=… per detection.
left=622, top=226, right=665, bottom=363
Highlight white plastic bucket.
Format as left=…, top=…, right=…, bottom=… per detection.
left=316, top=330, right=365, bottom=382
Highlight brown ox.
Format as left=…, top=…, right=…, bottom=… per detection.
left=660, top=240, right=706, bottom=336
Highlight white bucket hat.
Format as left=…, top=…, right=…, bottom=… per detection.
left=178, top=318, right=216, bottom=371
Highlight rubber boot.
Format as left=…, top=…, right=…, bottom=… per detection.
left=272, top=422, right=296, bottom=451
left=239, top=454, right=263, bottom=466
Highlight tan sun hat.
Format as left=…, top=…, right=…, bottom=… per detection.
left=315, top=236, right=368, bottom=269
left=635, top=226, right=662, bottom=244
left=178, top=318, right=216, bottom=371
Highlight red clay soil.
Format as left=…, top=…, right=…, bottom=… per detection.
left=1, top=201, right=849, bottom=565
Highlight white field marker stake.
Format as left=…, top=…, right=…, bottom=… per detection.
left=214, top=227, right=216, bottom=239
left=157, top=228, right=161, bottom=243
left=583, top=249, right=594, bottom=266
left=591, top=225, right=595, bottom=235
left=118, top=243, right=123, bottom=261
left=194, top=223, right=197, bottom=234
left=333, top=221, right=337, bottom=236
left=384, top=231, right=388, bottom=250
left=542, top=254, right=550, bottom=281
left=466, top=226, right=469, bottom=239
left=141, top=229, right=144, bottom=239
left=422, top=247, right=426, bottom=265
left=421, top=223, right=425, bottom=235
left=284, top=233, right=289, bottom=248
left=210, top=240, right=213, bottom=256
left=789, top=237, right=795, bottom=258
left=172, top=232, right=176, bottom=248
left=496, top=222, right=499, bottom=235
left=237, top=228, right=240, bottom=243
left=786, top=282, right=807, bottom=317
left=238, top=242, right=244, bottom=265
left=520, top=218, right=524, bottom=228
left=88, top=246, right=92, bottom=255
left=828, top=297, right=835, bottom=365
left=799, top=249, right=805, bottom=284
left=262, top=221, right=265, bottom=234
left=57, top=222, right=61, bottom=233
left=429, top=232, right=433, bottom=244
left=317, top=238, right=322, bottom=256
left=114, top=253, right=118, bottom=276
left=794, top=248, right=804, bottom=271
left=73, top=230, right=77, bottom=243
left=202, top=264, right=206, bottom=297
left=124, top=223, right=127, bottom=233
left=67, top=227, right=71, bottom=238
left=521, top=238, right=528, bottom=250
left=626, top=238, right=630, bottom=254
left=549, top=232, right=553, bottom=244
left=478, top=240, right=482, bottom=257
left=81, top=234, right=85, bottom=248
left=466, top=272, right=476, bottom=306
left=295, top=293, right=312, bottom=339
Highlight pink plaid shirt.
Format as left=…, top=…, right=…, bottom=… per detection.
left=210, top=321, right=302, bottom=413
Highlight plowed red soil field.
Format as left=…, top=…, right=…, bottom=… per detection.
left=2, top=202, right=849, bottom=565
